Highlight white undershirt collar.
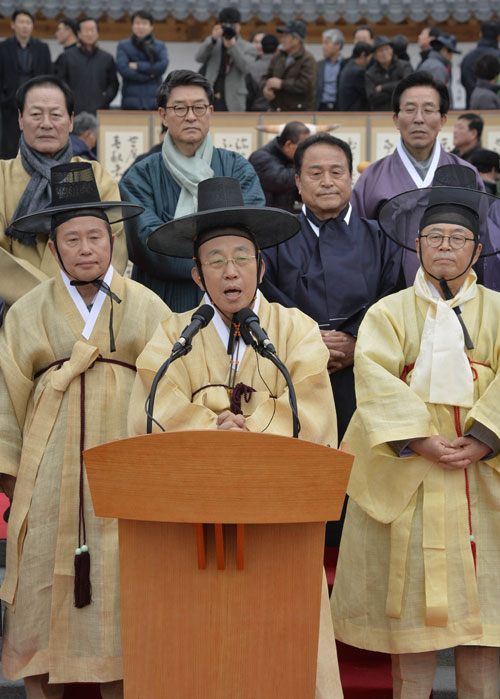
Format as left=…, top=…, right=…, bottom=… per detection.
left=60, top=265, right=114, bottom=340
left=204, top=289, right=262, bottom=373
left=396, top=138, right=441, bottom=188
left=302, top=202, right=352, bottom=238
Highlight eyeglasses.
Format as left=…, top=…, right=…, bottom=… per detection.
left=420, top=233, right=476, bottom=249
left=201, top=255, right=256, bottom=270
left=165, top=104, right=210, bottom=118
left=399, top=105, right=441, bottom=117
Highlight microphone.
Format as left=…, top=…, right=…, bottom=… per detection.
left=234, top=307, right=276, bottom=354
left=172, top=304, right=215, bottom=353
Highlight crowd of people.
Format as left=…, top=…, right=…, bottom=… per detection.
left=1, top=7, right=500, bottom=699
left=2, top=7, right=500, bottom=146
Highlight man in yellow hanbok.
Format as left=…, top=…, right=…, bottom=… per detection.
left=0, top=75, right=128, bottom=309
left=129, top=176, right=344, bottom=698
left=0, top=162, right=169, bottom=698
left=332, top=165, right=500, bottom=697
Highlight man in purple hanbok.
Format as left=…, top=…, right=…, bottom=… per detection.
left=351, top=72, right=486, bottom=285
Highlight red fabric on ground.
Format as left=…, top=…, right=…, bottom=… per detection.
left=337, top=640, right=393, bottom=698
left=0, top=493, right=8, bottom=538
left=325, top=546, right=393, bottom=698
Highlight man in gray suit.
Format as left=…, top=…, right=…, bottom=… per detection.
left=195, top=7, right=255, bottom=112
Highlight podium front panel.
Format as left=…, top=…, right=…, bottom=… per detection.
left=119, top=519, right=324, bottom=698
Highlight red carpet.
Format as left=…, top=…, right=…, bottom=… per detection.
left=336, top=641, right=393, bottom=698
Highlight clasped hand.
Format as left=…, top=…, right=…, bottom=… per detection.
left=408, top=435, right=490, bottom=470
left=320, top=330, right=355, bottom=374
left=216, top=410, right=249, bottom=432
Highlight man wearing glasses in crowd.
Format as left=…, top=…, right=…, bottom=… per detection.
left=351, top=72, right=484, bottom=285
left=120, top=69, right=265, bottom=313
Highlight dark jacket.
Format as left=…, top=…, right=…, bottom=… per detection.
left=69, top=134, right=98, bottom=161
left=461, top=38, right=500, bottom=108
left=450, top=143, right=482, bottom=164
left=416, top=48, right=431, bottom=70
left=116, top=36, right=168, bottom=110
left=261, top=46, right=317, bottom=111
left=248, top=137, right=299, bottom=212
left=55, top=45, right=119, bottom=114
left=0, top=36, right=52, bottom=103
left=54, top=43, right=78, bottom=74
left=314, top=56, right=347, bottom=109
left=470, top=78, right=500, bottom=110
left=247, top=54, right=274, bottom=111
left=337, top=60, right=369, bottom=111
left=365, top=58, right=412, bottom=111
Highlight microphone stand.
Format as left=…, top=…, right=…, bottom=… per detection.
left=145, top=342, right=192, bottom=434
left=255, top=343, right=301, bottom=439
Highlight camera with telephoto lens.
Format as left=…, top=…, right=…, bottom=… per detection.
left=222, top=24, right=236, bottom=40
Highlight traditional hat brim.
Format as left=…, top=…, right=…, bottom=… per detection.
left=147, top=205, right=301, bottom=258
left=378, top=186, right=500, bottom=258
left=9, top=201, right=144, bottom=234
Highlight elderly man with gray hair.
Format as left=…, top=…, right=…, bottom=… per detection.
left=315, top=29, right=346, bottom=111
left=69, top=111, right=98, bottom=161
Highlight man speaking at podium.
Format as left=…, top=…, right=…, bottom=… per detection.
left=129, top=176, right=343, bottom=697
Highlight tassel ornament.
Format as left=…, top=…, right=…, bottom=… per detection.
left=74, top=544, right=91, bottom=608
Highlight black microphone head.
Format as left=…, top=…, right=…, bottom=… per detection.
left=233, top=307, right=259, bottom=326
left=192, top=304, right=215, bottom=328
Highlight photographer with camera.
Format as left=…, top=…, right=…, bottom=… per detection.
left=195, top=7, right=256, bottom=111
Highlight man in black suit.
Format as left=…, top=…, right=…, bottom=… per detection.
left=55, top=17, right=119, bottom=115
left=0, top=9, right=52, bottom=159
left=337, top=41, right=373, bottom=111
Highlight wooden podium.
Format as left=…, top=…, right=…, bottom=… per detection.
left=84, top=431, right=352, bottom=699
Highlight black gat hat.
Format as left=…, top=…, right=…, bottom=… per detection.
left=10, top=161, right=143, bottom=235
left=147, top=177, right=301, bottom=259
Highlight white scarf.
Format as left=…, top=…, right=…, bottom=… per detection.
left=162, top=131, right=214, bottom=219
left=411, top=267, right=476, bottom=407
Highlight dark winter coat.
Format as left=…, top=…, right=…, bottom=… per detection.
left=337, top=60, right=369, bottom=111
left=470, top=78, right=500, bottom=110
left=365, top=58, right=412, bottom=111
left=261, top=46, right=317, bottom=111
left=116, top=36, right=168, bottom=110
left=55, top=45, right=119, bottom=114
left=249, top=137, right=299, bottom=212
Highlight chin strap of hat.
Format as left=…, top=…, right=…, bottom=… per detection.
left=437, top=278, right=474, bottom=350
